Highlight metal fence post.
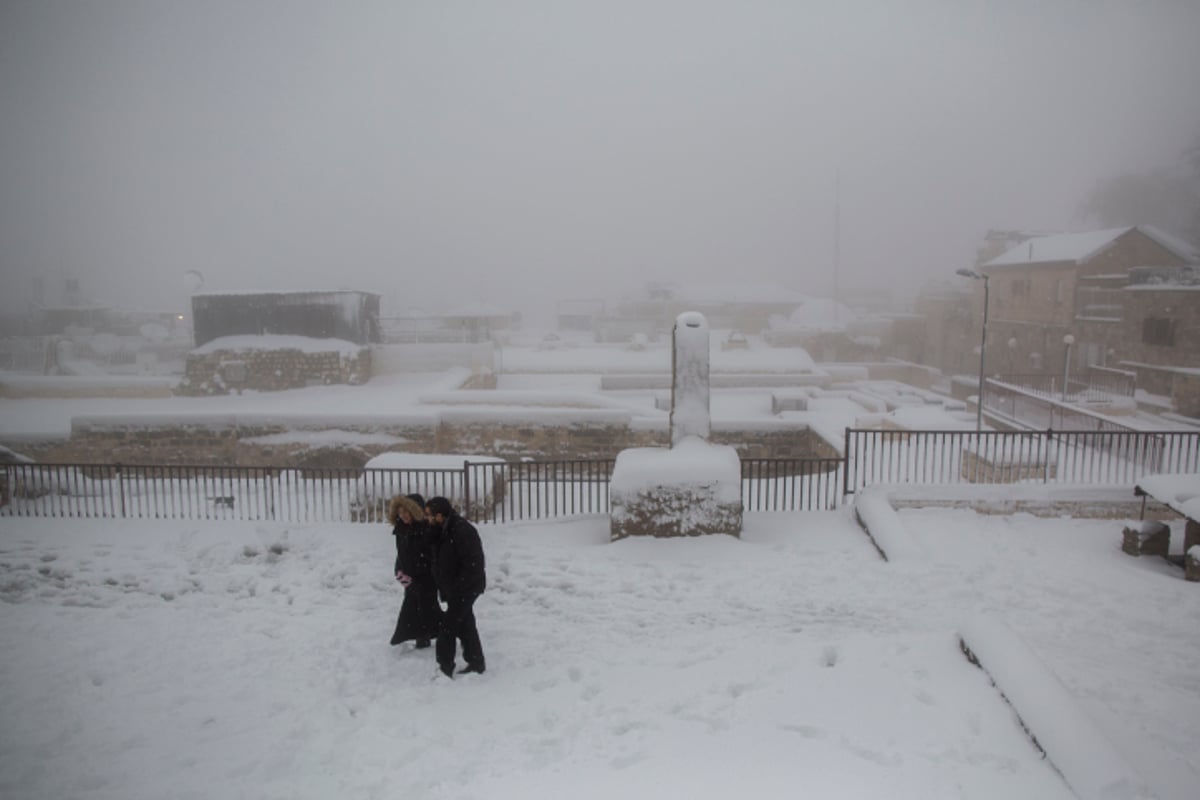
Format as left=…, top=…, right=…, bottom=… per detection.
left=842, top=427, right=853, bottom=496
left=266, top=468, right=276, bottom=521
left=1043, top=428, right=1053, bottom=484
left=462, top=460, right=472, bottom=518
left=117, top=465, right=127, bottom=518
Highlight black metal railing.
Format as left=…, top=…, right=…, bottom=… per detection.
left=1, top=457, right=845, bottom=522
left=983, top=380, right=1143, bottom=432
left=6, top=430, right=1195, bottom=521
left=467, top=459, right=616, bottom=523
left=741, top=457, right=844, bottom=512
left=1086, top=366, right=1137, bottom=398
left=990, top=368, right=1135, bottom=404
left=842, top=428, right=1199, bottom=494
left=0, top=464, right=470, bottom=523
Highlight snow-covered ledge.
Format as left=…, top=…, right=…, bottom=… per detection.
left=853, top=486, right=924, bottom=562
left=959, top=614, right=1154, bottom=800
left=609, top=436, right=742, bottom=540
left=852, top=483, right=1146, bottom=562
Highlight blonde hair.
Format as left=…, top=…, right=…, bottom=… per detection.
left=387, top=494, right=425, bottom=526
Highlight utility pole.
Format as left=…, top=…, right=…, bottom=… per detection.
left=833, top=168, right=841, bottom=329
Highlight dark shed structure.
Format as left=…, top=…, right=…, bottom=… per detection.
left=191, top=291, right=381, bottom=349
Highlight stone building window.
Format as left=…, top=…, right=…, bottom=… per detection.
left=1142, top=317, right=1176, bottom=347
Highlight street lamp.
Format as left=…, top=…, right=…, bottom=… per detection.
left=956, top=268, right=990, bottom=432
left=1062, top=334, right=1075, bottom=401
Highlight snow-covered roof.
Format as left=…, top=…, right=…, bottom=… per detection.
left=435, top=302, right=512, bottom=318
left=191, top=334, right=364, bottom=356
left=192, top=289, right=379, bottom=298
left=767, top=296, right=859, bottom=333
left=983, top=225, right=1200, bottom=268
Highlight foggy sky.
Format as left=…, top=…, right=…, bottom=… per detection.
left=3, top=0, right=1200, bottom=317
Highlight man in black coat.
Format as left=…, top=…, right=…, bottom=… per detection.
left=424, top=496, right=487, bottom=678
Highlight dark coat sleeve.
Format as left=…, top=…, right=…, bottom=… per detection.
left=392, top=524, right=404, bottom=575
left=451, top=517, right=487, bottom=597
left=395, top=522, right=435, bottom=580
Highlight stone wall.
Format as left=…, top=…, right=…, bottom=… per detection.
left=611, top=484, right=742, bottom=539
left=1176, top=372, right=1200, bottom=419
left=0, top=376, right=175, bottom=399
left=22, top=414, right=836, bottom=467
left=609, top=438, right=744, bottom=540
left=176, top=347, right=371, bottom=396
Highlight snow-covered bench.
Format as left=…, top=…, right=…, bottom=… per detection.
left=1133, top=473, right=1200, bottom=581
left=351, top=452, right=506, bottom=522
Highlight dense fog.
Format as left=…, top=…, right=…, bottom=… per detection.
left=3, top=0, right=1199, bottom=318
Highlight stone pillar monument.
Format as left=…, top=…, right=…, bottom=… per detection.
left=670, top=311, right=710, bottom=446
left=609, top=312, right=743, bottom=540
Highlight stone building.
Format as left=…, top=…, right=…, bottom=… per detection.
left=191, top=290, right=380, bottom=348
left=1074, top=265, right=1200, bottom=416
left=957, top=226, right=1199, bottom=410
left=181, top=290, right=380, bottom=395
left=911, top=282, right=977, bottom=377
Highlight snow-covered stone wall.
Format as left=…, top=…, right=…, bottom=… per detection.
left=610, top=438, right=743, bottom=540
left=178, top=342, right=370, bottom=396
left=28, top=416, right=835, bottom=467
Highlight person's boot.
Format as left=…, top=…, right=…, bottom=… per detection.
left=414, top=639, right=431, bottom=649
left=439, top=662, right=455, bottom=678
left=457, top=663, right=485, bottom=675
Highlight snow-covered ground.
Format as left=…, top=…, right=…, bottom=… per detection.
left=0, top=372, right=474, bottom=438
left=1, top=507, right=1197, bottom=800
left=2, top=340, right=1197, bottom=797
left=0, top=336, right=965, bottom=441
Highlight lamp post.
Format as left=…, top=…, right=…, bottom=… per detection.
left=1062, top=334, right=1075, bottom=401
left=956, top=268, right=990, bottom=432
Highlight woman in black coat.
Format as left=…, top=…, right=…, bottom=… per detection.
left=388, top=493, right=442, bottom=647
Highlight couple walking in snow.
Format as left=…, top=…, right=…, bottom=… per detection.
left=388, top=494, right=487, bottom=678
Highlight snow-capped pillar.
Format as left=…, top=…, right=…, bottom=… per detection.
left=670, top=311, right=710, bottom=447
left=611, top=311, right=740, bottom=540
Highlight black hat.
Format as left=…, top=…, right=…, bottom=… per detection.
left=406, top=493, right=425, bottom=509
left=425, top=496, right=453, bottom=517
